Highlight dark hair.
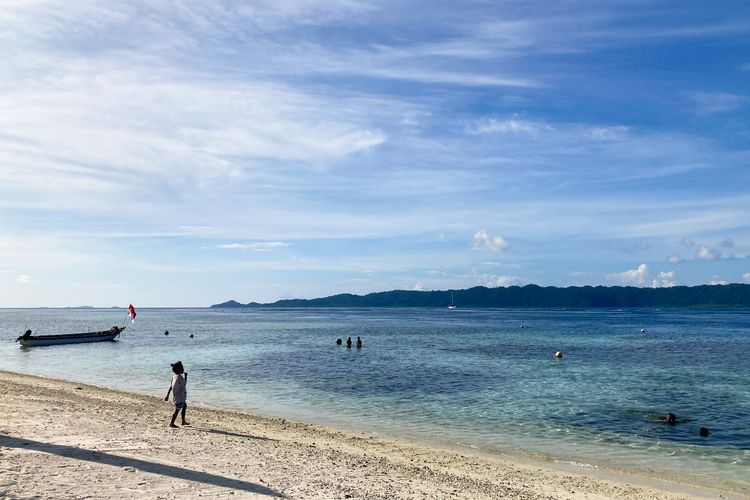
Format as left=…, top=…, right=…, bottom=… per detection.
left=171, top=361, right=184, bottom=374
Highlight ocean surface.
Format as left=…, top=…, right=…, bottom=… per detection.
left=1, top=307, right=748, bottom=491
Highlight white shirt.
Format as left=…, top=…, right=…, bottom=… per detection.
left=171, top=373, right=187, bottom=404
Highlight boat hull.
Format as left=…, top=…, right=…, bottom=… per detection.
left=18, top=327, right=124, bottom=347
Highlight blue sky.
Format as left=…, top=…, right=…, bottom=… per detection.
left=1, top=0, right=749, bottom=306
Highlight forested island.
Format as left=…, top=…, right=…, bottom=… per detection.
left=212, top=283, right=750, bottom=308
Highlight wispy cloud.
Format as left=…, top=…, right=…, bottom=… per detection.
left=481, top=261, right=520, bottom=269
left=685, top=91, right=747, bottom=114
left=16, top=275, right=31, bottom=285
left=1, top=0, right=749, bottom=305
left=743, top=272, right=750, bottom=284
left=471, top=117, right=550, bottom=134
left=216, top=242, right=290, bottom=251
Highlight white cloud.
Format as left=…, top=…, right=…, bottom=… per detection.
left=494, top=275, right=522, bottom=287
left=667, top=255, right=684, bottom=264
left=651, top=271, right=677, bottom=288
left=697, top=244, right=721, bottom=261
left=587, top=126, right=629, bottom=140
left=680, top=237, right=695, bottom=248
left=709, top=277, right=729, bottom=285
left=472, top=117, right=549, bottom=134
left=479, top=274, right=523, bottom=287
left=413, top=281, right=423, bottom=291
left=0, top=71, right=387, bottom=194
left=607, top=263, right=648, bottom=286
left=473, top=231, right=510, bottom=251
left=16, top=275, right=30, bottom=284
left=216, top=242, right=290, bottom=251
left=743, top=272, right=750, bottom=284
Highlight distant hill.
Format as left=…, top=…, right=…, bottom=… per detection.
left=211, top=284, right=750, bottom=308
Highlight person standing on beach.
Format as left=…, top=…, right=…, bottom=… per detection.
left=165, top=361, right=189, bottom=427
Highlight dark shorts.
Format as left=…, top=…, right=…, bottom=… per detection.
left=175, top=401, right=187, bottom=410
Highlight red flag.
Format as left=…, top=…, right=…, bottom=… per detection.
left=128, top=304, right=137, bottom=322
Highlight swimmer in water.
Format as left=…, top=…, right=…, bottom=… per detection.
left=655, top=412, right=677, bottom=424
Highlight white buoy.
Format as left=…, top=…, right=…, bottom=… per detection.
left=554, top=351, right=563, bottom=358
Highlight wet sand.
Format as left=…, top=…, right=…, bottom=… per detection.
left=0, top=370, right=738, bottom=499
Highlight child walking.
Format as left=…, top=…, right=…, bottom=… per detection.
left=165, top=361, right=189, bottom=427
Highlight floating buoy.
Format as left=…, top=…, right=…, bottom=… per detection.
left=554, top=351, right=563, bottom=358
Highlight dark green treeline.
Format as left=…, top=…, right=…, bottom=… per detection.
left=212, top=283, right=750, bottom=308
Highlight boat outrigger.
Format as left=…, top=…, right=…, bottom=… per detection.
left=16, top=325, right=124, bottom=347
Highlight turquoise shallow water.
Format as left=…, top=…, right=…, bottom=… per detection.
left=1, top=307, right=748, bottom=491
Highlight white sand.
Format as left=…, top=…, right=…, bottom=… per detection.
left=0, top=370, right=740, bottom=499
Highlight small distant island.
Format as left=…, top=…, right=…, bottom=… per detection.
left=212, top=283, right=750, bottom=308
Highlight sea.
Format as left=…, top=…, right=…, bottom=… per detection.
left=1, top=307, right=748, bottom=492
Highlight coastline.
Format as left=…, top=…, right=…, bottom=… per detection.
left=0, top=370, right=741, bottom=499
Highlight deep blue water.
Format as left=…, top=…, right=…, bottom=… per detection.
left=1, top=307, right=748, bottom=491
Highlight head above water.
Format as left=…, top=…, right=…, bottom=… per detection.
left=666, top=412, right=676, bottom=424
left=699, top=427, right=710, bottom=437
left=171, top=361, right=184, bottom=374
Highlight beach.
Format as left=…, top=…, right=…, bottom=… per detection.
left=0, top=370, right=737, bottom=500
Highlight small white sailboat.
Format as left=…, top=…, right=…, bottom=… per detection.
left=448, top=292, right=456, bottom=309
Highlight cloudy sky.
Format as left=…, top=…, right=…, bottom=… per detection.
left=1, top=0, right=749, bottom=306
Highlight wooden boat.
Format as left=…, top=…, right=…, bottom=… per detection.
left=16, top=326, right=124, bottom=347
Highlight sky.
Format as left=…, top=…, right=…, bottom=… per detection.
left=1, top=0, right=749, bottom=307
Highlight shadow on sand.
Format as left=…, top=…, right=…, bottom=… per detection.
left=190, top=427, right=275, bottom=441
left=0, top=434, right=286, bottom=498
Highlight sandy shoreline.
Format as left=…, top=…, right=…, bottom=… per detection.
left=0, top=370, right=741, bottom=499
